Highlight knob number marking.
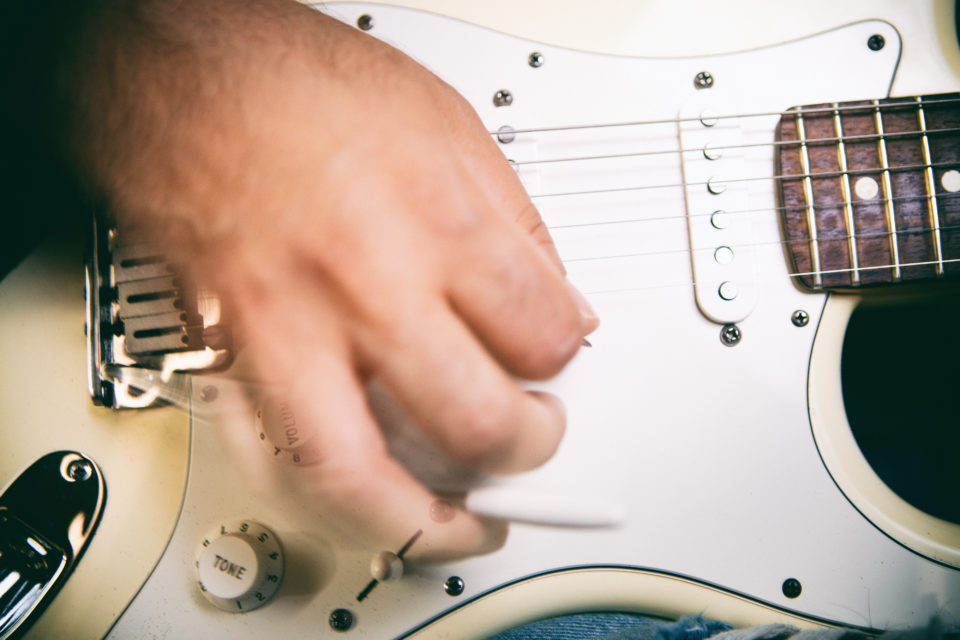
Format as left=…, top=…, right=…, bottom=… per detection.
left=196, top=520, right=284, bottom=613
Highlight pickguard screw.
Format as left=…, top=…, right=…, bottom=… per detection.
left=493, top=89, right=514, bottom=107
left=357, top=14, right=374, bottom=31
left=496, top=125, right=516, bottom=144
left=443, top=576, right=465, bottom=596
left=528, top=51, right=544, bottom=68
left=782, top=577, right=802, bottom=599
left=330, top=608, right=354, bottom=632
left=720, top=323, right=741, bottom=346
left=66, top=458, right=93, bottom=482
left=791, top=310, right=810, bottom=327
left=200, top=385, right=219, bottom=402
left=867, top=34, right=885, bottom=51
left=694, top=71, right=714, bottom=90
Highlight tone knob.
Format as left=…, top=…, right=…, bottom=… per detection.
left=196, top=520, right=284, bottom=612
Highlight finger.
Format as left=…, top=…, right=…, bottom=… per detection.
left=359, top=295, right=567, bottom=475
left=286, top=362, right=507, bottom=562
left=442, top=92, right=566, bottom=272
left=243, top=293, right=506, bottom=561
left=443, top=212, right=595, bottom=379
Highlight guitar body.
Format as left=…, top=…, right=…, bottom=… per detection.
left=3, top=2, right=959, bottom=638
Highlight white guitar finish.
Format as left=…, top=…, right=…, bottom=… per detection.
left=3, top=2, right=958, bottom=639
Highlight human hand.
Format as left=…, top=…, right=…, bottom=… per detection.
left=63, top=0, right=598, bottom=559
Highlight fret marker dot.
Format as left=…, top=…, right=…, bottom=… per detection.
left=854, top=176, right=879, bottom=200
left=941, top=169, right=960, bottom=193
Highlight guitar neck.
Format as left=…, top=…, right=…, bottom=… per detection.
left=776, top=92, right=960, bottom=290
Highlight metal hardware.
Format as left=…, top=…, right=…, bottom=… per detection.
left=710, top=210, right=729, bottom=229
left=0, top=452, right=105, bottom=640
left=65, top=458, right=93, bottom=482
left=493, top=89, right=513, bottom=107
left=699, top=110, right=719, bottom=127
left=717, top=281, right=739, bottom=301
left=357, top=14, right=374, bottom=31
left=694, top=71, right=714, bottom=89
left=443, top=576, right=465, bottom=596
left=867, top=34, right=885, bottom=51
left=496, top=125, right=516, bottom=144
left=86, top=217, right=233, bottom=409
left=528, top=52, right=544, bottom=68
left=330, top=608, right=354, bottom=631
left=782, top=577, right=802, bottom=598
left=791, top=310, right=810, bottom=327
left=706, top=177, right=727, bottom=195
left=720, top=324, right=742, bottom=346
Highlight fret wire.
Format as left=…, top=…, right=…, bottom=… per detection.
left=832, top=103, right=860, bottom=285
left=872, top=99, right=902, bottom=281
left=916, top=97, right=945, bottom=275
left=486, top=95, right=960, bottom=137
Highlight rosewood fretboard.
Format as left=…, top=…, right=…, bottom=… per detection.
left=776, top=93, right=960, bottom=290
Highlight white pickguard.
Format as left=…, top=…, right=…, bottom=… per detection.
left=94, top=5, right=958, bottom=640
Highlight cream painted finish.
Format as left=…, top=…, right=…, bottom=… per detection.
left=408, top=569, right=832, bottom=640
left=0, top=241, right=190, bottom=640
left=809, top=296, right=960, bottom=567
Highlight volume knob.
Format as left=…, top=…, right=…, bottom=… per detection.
left=196, top=520, right=284, bottom=612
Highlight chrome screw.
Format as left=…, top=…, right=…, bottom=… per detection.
left=720, top=323, right=742, bottom=346
left=443, top=576, right=465, bottom=596
left=493, top=89, right=514, bottom=107
left=528, top=52, right=544, bottom=68
left=496, top=125, right=516, bottom=144
left=694, top=71, right=714, bottom=90
left=791, top=310, right=810, bottom=327
left=357, top=14, right=374, bottom=31
left=782, top=577, right=802, bottom=598
left=330, top=608, right=354, bottom=632
left=867, top=34, right=885, bottom=51
left=66, top=458, right=93, bottom=482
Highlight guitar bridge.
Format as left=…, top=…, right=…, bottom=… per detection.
left=85, top=217, right=233, bottom=409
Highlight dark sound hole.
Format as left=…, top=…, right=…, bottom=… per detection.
left=841, top=291, right=960, bottom=524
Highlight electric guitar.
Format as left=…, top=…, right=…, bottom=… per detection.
left=2, top=1, right=959, bottom=638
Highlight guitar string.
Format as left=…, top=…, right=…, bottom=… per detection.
left=486, top=95, right=960, bottom=137
left=506, top=126, right=958, bottom=169
left=547, top=192, right=960, bottom=231
left=575, top=257, right=960, bottom=297
left=528, top=160, right=959, bottom=200
left=559, top=221, right=960, bottom=265
left=122, top=98, right=960, bottom=339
